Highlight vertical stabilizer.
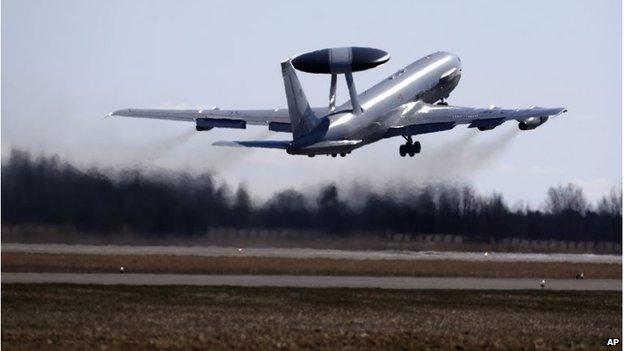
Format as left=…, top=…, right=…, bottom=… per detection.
left=281, top=60, right=320, bottom=139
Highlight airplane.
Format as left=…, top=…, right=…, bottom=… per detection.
left=110, top=47, right=566, bottom=158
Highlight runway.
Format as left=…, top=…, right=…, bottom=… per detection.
left=3, top=243, right=620, bottom=263
left=2, top=273, right=620, bottom=290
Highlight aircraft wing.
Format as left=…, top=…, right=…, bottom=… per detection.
left=385, top=102, right=567, bottom=137
left=109, top=107, right=329, bottom=133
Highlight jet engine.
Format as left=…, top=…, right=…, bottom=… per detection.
left=518, top=116, right=549, bottom=130
left=195, top=118, right=246, bottom=131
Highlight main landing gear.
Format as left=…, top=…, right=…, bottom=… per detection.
left=399, top=136, right=421, bottom=157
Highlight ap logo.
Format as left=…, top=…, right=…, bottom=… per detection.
left=606, top=338, right=620, bottom=346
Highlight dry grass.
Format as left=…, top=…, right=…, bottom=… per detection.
left=2, top=252, right=621, bottom=278
left=4, top=224, right=622, bottom=254
left=1, top=284, right=620, bottom=350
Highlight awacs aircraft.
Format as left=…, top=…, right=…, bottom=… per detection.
left=111, top=47, right=566, bottom=157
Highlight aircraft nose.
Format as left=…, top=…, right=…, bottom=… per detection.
left=443, top=53, right=462, bottom=75
left=448, top=53, right=462, bottom=71
left=439, top=51, right=462, bottom=72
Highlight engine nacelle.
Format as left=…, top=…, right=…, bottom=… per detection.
left=518, top=116, right=549, bottom=130
left=195, top=118, right=246, bottom=132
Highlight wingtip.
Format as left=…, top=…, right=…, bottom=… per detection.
left=108, top=109, right=131, bottom=117
left=213, top=141, right=240, bottom=147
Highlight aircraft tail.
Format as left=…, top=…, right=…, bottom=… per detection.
left=281, top=60, right=321, bottom=140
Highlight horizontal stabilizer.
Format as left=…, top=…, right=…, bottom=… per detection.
left=300, top=139, right=362, bottom=149
left=213, top=140, right=290, bottom=149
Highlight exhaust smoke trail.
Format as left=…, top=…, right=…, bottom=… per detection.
left=126, top=128, right=196, bottom=166
left=196, top=129, right=278, bottom=173
left=413, top=127, right=520, bottom=182
left=339, top=127, right=521, bottom=203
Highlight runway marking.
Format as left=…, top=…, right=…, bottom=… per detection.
left=2, top=273, right=620, bottom=291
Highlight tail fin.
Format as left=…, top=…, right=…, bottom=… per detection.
left=281, top=60, right=321, bottom=139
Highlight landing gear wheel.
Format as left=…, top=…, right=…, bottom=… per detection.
left=340, top=153, right=347, bottom=157
left=331, top=154, right=337, bottom=158
left=414, top=141, right=421, bottom=153
left=400, top=137, right=421, bottom=157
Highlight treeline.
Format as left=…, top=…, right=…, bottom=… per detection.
left=1, top=149, right=621, bottom=242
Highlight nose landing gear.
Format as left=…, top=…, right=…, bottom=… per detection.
left=399, top=136, right=421, bottom=157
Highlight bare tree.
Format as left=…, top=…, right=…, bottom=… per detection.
left=232, top=185, right=252, bottom=228
left=544, top=183, right=588, bottom=214
left=461, top=185, right=477, bottom=215
left=597, top=186, right=622, bottom=216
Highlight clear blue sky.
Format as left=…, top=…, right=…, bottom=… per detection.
left=2, top=0, right=621, bottom=207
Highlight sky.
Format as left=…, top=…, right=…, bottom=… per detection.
left=2, top=0, right=622, bottom=208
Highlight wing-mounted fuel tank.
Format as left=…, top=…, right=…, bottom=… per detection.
left=291, top=47, right=390, bottom=114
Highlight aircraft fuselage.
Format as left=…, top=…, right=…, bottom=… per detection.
left=289, top=51, right=462, bottom=155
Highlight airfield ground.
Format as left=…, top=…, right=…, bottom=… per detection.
left=2, top=252, right=621, bottom=279
left=2, top=246, right=621, bottom=350
left=1, top=284, right=620, bottom=351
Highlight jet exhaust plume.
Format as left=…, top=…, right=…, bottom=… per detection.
left=125, top=128, right=196, bottom=165
left=199, top=129, right=277, bottom=173
left=414, top=127, right=519, bottom=182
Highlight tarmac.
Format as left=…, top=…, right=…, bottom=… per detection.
left=2, top=243, right=620, bottom=263
left=2, top=273, right=620, bottom=290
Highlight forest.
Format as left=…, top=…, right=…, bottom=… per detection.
left=2, top=149, right=621, bottom=243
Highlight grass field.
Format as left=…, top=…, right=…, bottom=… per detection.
left=4, top=225, right=621, bottom=254
left=1, top=284, right=620, bottom=350
left=2, top=252, right=620, bottom=278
